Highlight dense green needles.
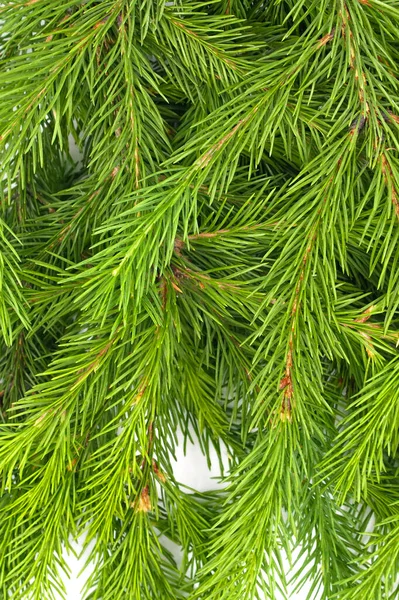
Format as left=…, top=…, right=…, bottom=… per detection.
left=1, top=0, right=399, bottom=598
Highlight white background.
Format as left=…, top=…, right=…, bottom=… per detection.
left=62, top=430, right=316, bottom=599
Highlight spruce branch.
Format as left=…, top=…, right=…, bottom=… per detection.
left=1, top=0, right=399, bottom=598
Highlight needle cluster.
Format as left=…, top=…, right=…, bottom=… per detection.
left=1, top=1, right=399, bottom=599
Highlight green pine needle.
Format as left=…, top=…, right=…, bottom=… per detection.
left=1, top=1, right=399, bottom=598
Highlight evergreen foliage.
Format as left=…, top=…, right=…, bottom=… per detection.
left=1, top=0, right=399, bottom=598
